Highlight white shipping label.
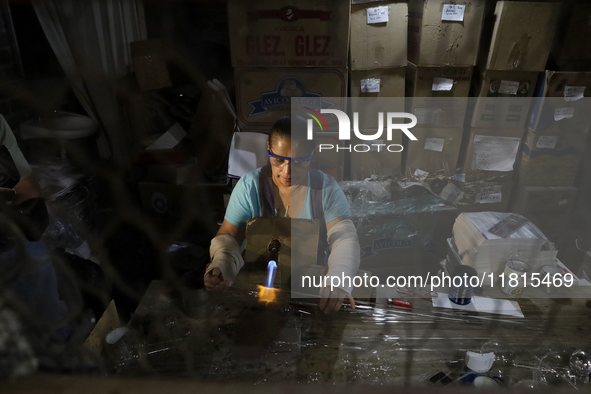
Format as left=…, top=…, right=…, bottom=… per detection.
left=564, top=86, right=586, bottom=101
left=499, top=80, right=519, bottom=95
left=536, top=135, right=558, bottom=149
left=360, top=78, right=381, bottom=93
left=554, top=107, right=575, bottom=121
left=475, top=185, right=502, bottom=204
left=414, top=107, right=441, bottom=125
left=432, top=77, right=454, bottom=91
left=441, top=4, right=465, bottom=21
left=367, top=6, right=389, bottom=24
left=558, top=200, right=568, bottom=206
left=424, top=137, right=445, bottom=152
left=471, top=136, right=521, bottom=172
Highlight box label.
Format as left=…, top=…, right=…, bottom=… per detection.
left=441, top=4, right=465, bottom=21
left=361, top=78, right=381, bottom=93
left=564, top=86, right=586, bottom=102
left=424, top=137, right=445, bottom=152
left=367, top=6, right=389, bottom=24
left=414, top=107, right=441, bottom=125
left=554, top=107, right=576, bottom=121
left=558, top=199, right=568, bottom=206
left=536, top=135, right=559, bottom=149
left=432, top=77, right=454, bottom=91
left=499, top=80, right=519, bottom=95
left=472, top=135, right=521, bottom=172
left=475, top=185, right=502, bottom=204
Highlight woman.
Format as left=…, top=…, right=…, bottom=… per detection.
left=204, top=115, right=360, bottom=314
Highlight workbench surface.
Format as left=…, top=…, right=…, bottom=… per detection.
left=126, top=280, right=591, bottom=387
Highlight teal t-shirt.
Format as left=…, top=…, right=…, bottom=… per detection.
left=225, top=168, right=351, bottom=228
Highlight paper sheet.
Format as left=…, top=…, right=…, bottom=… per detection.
left=424, top=137, right=445, bottom=152
left=475, top=185, right=502, bottom=204
left=499, top=80, right=519, bottom=95
left=433, top=293, right=524, bottom=318
left=441, top=4, right=465, bottom=21
left=361, top=78, right=381, bottom=93
left=471, top=135, right=521, bottom=172
left=367, top=6, right=388, bottom=24
left=564, top=86, right=585, bottom=102
left=432, top=77, right=454, bottom=91
left=554, top=107, right=575, bottom=121
left=536, top=135, right=558, bottom=149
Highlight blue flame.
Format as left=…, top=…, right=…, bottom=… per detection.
left=266, top=260, right=277, bottom=288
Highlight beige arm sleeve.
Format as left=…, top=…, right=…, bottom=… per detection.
left=206, top=234, right=244, bottom=285
left=325, top=219, right=361, bottom=295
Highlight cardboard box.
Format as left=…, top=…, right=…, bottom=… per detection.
left=528, top=71, right=591, bottom=133
left=234, top=67, right=347, bottom=132
left=484, top=1, right=560, bottom=71
left=130, top=39, right=172, bottom=91
left=406, top=63, right=473, bottom=128
left=517, top=129, right=588, bottom=187
left=350, top=68, right=405, bottom=129
left=408, top=0, right=485, bottom=66
left=470, top=70, right=539, bottom=130
left=403, top=126, right=463, bottom=176
left=458, top=127, right=524, bottom=182
left=227, top=0, right=350, bottom=67
left=557, top=4, right=591, bottom=64
left=354, top=207, right=458, bottom=279
left=349, top=132, right=403, bottom=180
left=511, top=185, right=577, bottom=216
left=350, top=2, right=407, bottom=70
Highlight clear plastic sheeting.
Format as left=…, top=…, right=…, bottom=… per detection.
left=110, top=280, right=591, bottom=387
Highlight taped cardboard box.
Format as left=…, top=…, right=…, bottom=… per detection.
left=484, top=1, right=560, bottom=71
left=470, top=70, right=539, bottom=130
left=234, top=67, right=347, bottom=132
left=528, top=71, right=591, bottom=133
left=556, top=4, right=591, bottom=65
left=408, top=0, right=485, bottom=66
left=406, top=63, right=473, bottom=128
left=350, top=2, right=407, bottom=70
left=403, top=126, right=463, bottom=176
left=511, top=185, right=577, bottom=216
left=350, top=67, right=405, bottom=129
left=354, top=207, right=458, bottom=280
left=227, top=0, right=350, bottom=68
left=517, top=129, right=588, bottom=187
left=349, top=132, right=403, bottom=180
left=458, top=127, right=524, bottom=182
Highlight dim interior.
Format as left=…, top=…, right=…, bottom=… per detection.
left=1, top=0, right=591, bottom=392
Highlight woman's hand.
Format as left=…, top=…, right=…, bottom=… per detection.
left=204, top=267, right=231, bottom=292
left=319, top=286, right=356, bottom=314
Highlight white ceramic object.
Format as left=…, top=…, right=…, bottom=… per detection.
left=19, top=111, right=97, bottom=140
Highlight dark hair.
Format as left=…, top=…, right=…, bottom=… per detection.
left=269, top=115, right=315, bottom=153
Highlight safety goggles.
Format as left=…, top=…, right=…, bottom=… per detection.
left=267, top=149, right=313, bottom=168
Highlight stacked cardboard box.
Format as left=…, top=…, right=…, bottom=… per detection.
left=404, top=0, right=484, bottom=177
left=227, top=0, right=351, bottom=180
left=457, top=2, right=560, bottom=213
left=349, top=1, right=408, bottom=179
